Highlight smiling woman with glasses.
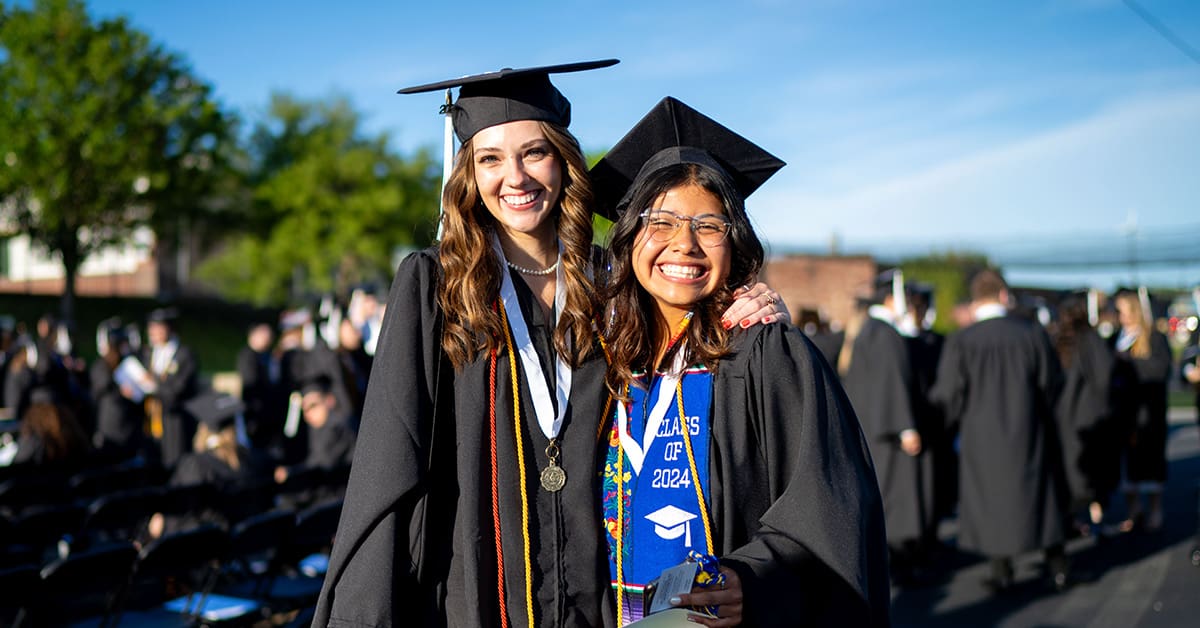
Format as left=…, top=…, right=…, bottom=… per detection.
left=638, top=209, right=732, bottom=246
left=592, top=97, right=889, bottom=627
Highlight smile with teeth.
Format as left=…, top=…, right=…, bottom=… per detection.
left=657, top=263, right=706, bottom=280
left=501, top=190, right=541, bottom=206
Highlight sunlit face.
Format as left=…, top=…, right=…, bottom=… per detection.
left=472, top=120, right=562, bottom=242
left=1116, top=296, right=1141, bottom=329
left=338, top=318, right=361, bottom=350
left=301, top=391, right=330, bottom=428
left=248, top=324, right=273, bottom=352
left=632, top=184, right=732, bottom=326
left=147, top=321, right=170, bottom=347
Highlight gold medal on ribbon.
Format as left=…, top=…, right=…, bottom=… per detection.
left=541, top=439, right=566, bottom=492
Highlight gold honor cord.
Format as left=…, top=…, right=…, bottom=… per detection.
left=614, top=313, right=706, bottom=625
left=498, top=304, right=537, bottom=628
left=677, top=383, right=715, bottom=556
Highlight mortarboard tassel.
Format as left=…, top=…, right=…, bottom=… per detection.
left=438, top=88, right=455, bottom=241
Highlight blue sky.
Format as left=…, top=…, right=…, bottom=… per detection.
left=85, top=0, right=1200, bottom=289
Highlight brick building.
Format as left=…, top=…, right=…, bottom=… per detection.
left=762, top=254, right=878, bottom=330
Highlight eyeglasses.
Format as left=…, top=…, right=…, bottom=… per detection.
left=638, top=209, right=732, bottom=246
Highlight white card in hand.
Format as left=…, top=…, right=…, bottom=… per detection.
left=647, top=561, right=699, bottom=615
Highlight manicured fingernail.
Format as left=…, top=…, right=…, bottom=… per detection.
left=721, top=319, right=732, bottom=330
left=669, top=596, right=682, bottom=606
left=762, top=315, right=773, bottom=324
left=740, top=319, right=751, bottom=328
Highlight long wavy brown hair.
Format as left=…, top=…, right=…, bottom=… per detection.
left=20, top=400, right=90, bottom=463
left=438, top=121, right=599, bottom=370
left=601, top=162, right=763, bottom=399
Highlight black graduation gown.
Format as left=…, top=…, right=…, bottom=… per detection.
left=89, top=357, right=146, bottom=458
left=709, top=324, right=891, bottom=627
left=841, top=317, right=928, bottom=545
left=237, top=346, right=290, bottom=452
left=301, top=410, right=357, bottom=471
left=1184, top=328, right=1200, bottom=428
left=1111, top=329, right=1172, bottom=484
left=3, top=363, right=35, bottom=421
left=931, top=315, right=1067, bottom=557
left=314, top=249, right=615, bottom=628
left=907, top=329, right=956, bottom=525
left=295, top=343, right=357, bottom=425
left=1055, top=329, right=1119, bottom=507
left=141, top=343, right=200, bottom=468
left=808, top=329, right=844, bottom=372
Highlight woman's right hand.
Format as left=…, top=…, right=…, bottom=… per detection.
left=670, top=566, right=744, bottom=627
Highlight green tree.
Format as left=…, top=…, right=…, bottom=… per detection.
left=0, top=0, right=237, bottom=322
left=196, top=94, right=440, bottom=306
left=900, top=251, right=992, bottom=334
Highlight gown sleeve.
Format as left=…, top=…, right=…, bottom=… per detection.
left=313, top=249, right=453, bottom=628
left=929, top=331, right=966, bottom=433
left=714, top=324, right=891, bottom=628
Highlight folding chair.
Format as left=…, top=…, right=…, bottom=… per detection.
left=10, top=502, right=88, bottom=565
left=0, top=472, right=70, bottom=516
left=261, top=498, right=344, bottom=612
left=217, top=508, right=296, bottom=602
left=75, top=485, right=167, bottom=551
left=0, top=562, right=39, bottom=627
left=114, top=523, right=262, bottom=626
left=33, top=542, right=139, bottom=626
left=68, top=458, right=151, bottom=500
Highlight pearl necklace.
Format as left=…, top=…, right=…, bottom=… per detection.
left=505, top=259, right=559, bottom=276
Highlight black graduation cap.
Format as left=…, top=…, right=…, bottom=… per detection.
left=589, top=96, right=786, bottom=220
left=397, top=59, right=619, bottom=142
left=184, top=391, right=245, bottom=431
left=300, top=375, right=333, bottom=398
left=146, top=307, right=179, bottom=325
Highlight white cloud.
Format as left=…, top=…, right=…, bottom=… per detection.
left=753, top=88, right=1200, bottom=249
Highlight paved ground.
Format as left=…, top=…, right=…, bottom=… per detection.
left=891, top=407, right=1200, bottom=628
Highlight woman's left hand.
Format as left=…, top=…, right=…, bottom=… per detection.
left=670, top=566, right=743, bottom=626
left=723, top=282, right=789, bottom=329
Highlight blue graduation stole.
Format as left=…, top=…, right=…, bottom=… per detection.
left=604, top=366, right=713, bottom=587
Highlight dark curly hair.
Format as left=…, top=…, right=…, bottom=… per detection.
left=600, top=161, right=763, bottom=399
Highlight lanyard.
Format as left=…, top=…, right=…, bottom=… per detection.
left=494, top=237, right=571, bottom=441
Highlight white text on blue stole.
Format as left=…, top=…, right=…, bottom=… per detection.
left=616, top=368, right=713, bottom=586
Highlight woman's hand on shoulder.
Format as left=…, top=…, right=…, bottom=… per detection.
left=670, top=566, right=743, bottom=626
left=722, top=283, right=789, bottom=329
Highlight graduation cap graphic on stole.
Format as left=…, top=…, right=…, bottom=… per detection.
left=645, top=505, right=698, bottom=547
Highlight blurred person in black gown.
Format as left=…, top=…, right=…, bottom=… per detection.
left=840, top=275, right=929, bottom=585
left=0, top=316, right=17, bottom=418
left=170, top=391, right=269, bottom=487
left=3, top=334, right=37, bottom=423
left=1183, top=321, right=1200, bottom=430
left=931, top=269, right=1070, bottom=592
left=139, top=308, right=200, bottom=469
left=798, top=308, right=845, bottom=370
left=12, top=386, right=91, bottom=467
left=1110, top=289, right=1172, bottom=532
left=237, top=321, right=289, bottom=456
left=148, top=390, right=272, bottom=537
left=335, top=317, right=373, bottom=422
left=904, top=283, right=956, bottom=549
left=90, top=318, right=148, bottom=460
left=273, top=375, right=356, bottom=485
left=1052, top=296, right=1119, bottom=535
